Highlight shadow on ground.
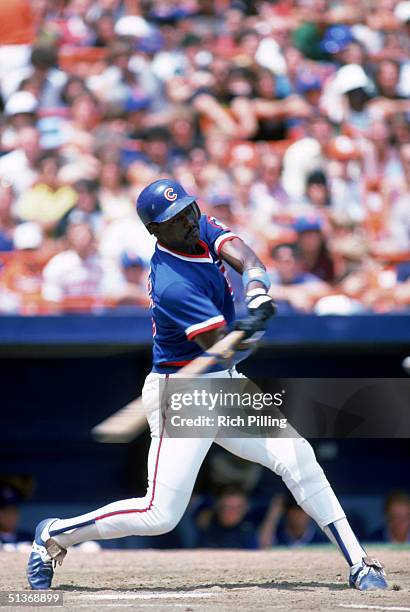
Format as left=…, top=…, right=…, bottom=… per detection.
left=57, top=580, right=347, bottom=593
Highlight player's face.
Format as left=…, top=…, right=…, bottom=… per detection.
left=150, top=204, right=201, bottom=251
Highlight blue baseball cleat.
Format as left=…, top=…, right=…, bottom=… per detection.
left=27, top=519, right=66, bottom=590
left=349, top=557, right=388, bottom=591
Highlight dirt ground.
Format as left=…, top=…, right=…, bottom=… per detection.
left=1, top=547, right=409, bottom=611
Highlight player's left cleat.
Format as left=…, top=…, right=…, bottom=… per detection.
left=349, top=557, right=388, bottom=591
left=27, top=518, right=67, bottom=590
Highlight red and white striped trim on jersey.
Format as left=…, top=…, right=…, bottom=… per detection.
left=157, top=240, right=213, bottom=263
left=214, top=232, right=238, bottom=255
left=185, top=314, right=226, bottom=341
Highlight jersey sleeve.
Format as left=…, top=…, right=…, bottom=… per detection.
left=160, top=281, right=226, bottom=341
left=202, top=215, right=239, bottom=257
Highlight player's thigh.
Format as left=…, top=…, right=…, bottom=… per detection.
left=149, top=435, right=214, bottom=493
left=215, top=434, right=316, bottom=476
left=143, top=372, right=215, bottom=492
left=220, top=370, right=309, bottom=471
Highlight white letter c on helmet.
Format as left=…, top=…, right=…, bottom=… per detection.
left=164, top=187, right=178, bottom=202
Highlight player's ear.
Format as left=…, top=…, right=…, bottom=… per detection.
left=146, top=223, right=157, bottom=236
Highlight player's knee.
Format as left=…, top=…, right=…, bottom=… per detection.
left=126, top=510, right=179, bottom=536
left=279, top=438, right=326, bottom=496
left=275, top=438, right=314, bottom=474
left=150, top=514, right=179, bottom=535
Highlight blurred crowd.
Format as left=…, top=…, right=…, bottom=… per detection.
left=0, top=0, right=409, bottom=315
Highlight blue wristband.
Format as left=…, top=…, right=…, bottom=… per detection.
left=242, top=267, right=271, bottom=292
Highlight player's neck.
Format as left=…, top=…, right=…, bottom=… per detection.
left=159, top=240, right=204, bottom=255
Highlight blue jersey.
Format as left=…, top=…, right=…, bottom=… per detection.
left=148, top=215, right=238, bottom=373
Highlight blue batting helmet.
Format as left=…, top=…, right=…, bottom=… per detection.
left=136, top=179, right=196, bottom=226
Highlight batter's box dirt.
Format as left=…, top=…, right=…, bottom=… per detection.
left=1, top=547, right=408, bottom=611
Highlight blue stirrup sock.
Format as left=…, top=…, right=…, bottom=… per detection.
left=324, top=518, right=367, bottom=566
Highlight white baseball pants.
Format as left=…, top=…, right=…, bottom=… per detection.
left=51, top=369, right=346, bottom=543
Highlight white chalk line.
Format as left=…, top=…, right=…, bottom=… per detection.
left=78, top=591, right=217, bottom=601
left=74, top=604, right=200, bottom=609
left=73, top=605, right=135, bottom=609
left=339, top=605, right=410, bottom=611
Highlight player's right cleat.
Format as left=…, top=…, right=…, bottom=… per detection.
left=27, top=519, right=67, bottom=590
left=349, top=557, right=388, bottom=591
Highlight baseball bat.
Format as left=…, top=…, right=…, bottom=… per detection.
left=91, top=329, right=245, bottom=443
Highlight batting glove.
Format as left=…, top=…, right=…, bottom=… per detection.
left=235, top=288, right=276, bottom=345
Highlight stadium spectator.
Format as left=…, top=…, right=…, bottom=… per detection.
left=0, top=478, right=34, bottom=547
left=205, top=193, right=235, bottom=227
left=259, top=493, right=327, bottom=548
left=2, top=91, right=38, bottom=152
left=142, top=126, right=174, bottom=173
left=169, top=112, right=202, bottom=162
left=362, top=118, right=404, bottom=193
left=235, top=69, right=313, bottom=142
left=98, top=160, right=133, bottom=221
left=60, top=75, right=90, bottom=108
left=268, top=243, right=331, bottom=313
left=56, top=179, right=103, bottom=237
left=282, top=114, right=333, bottom=199
left=55, top=0, right=95, bottom=47
left=1, top=44, right=67, bottom=110
left=374, top=59, right=404, bottom=99
left=322, top=63, right=375, bottom=131
left=86, top=38, right=146, bottom=108
left=15, top=151, right=77, bottom=233
left=0, top=221, right=47, bottom=315
left=249, top=153, right=293, bottom=241
left=302, top=169, right=331, bottom=212
left=326, top=136, right=364, bottom=225
left=93, top=11, right=117, bottom=48
left=370, top=490, right=410, bottom=543
left=98, top=210, right=156, bottom=264
left=320, top=24, right=360, bottom=66
left=42, top=221, right=123, bottom=308
left=63, top=91, right=101, bottom=155
left=332, top=253, right=399, bottom=314
left=115, top=252, right=150, bottom=308
left=294, top=217, right=335, bottom=283
left=0, top=126, right=41, bottom=195
left=197, top=485, right=258, bottom=550
left=0, top=180, right=18, bottom=251
left=292, top=0, right=330, bottom=62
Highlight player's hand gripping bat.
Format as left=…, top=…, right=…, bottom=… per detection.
left=91, top=330, right=245, bottom=443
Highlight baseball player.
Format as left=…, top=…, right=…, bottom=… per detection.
left=27, top=179, right=387, bottom=591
